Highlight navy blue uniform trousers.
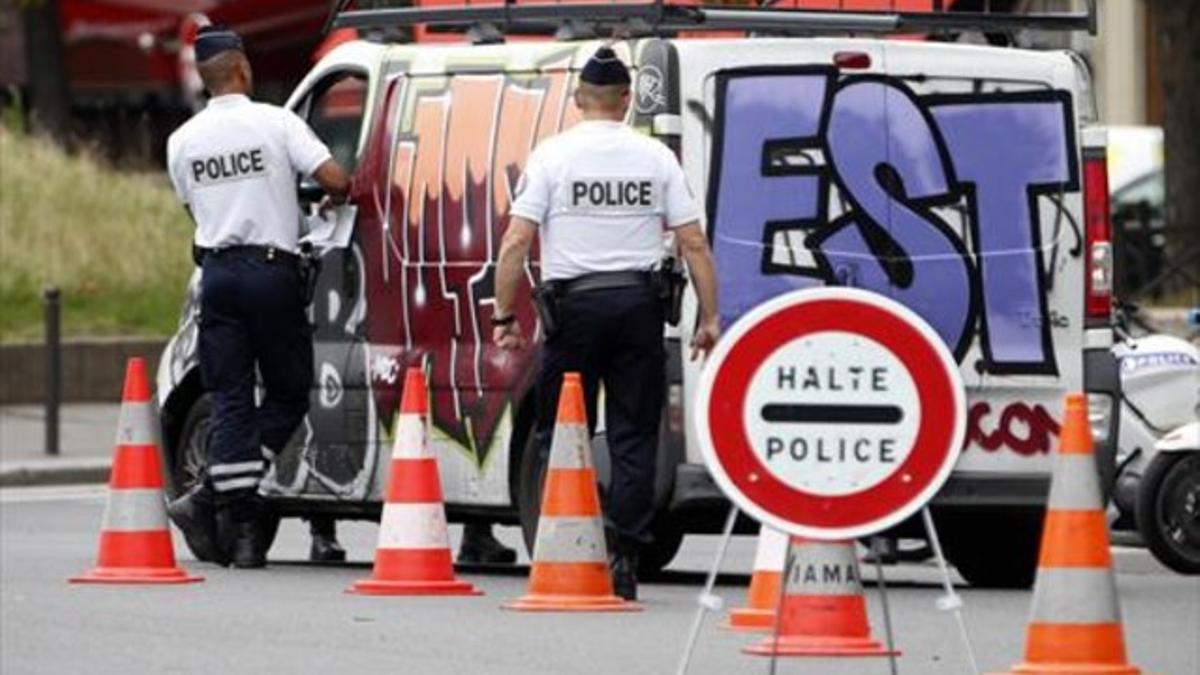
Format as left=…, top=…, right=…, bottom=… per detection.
left=199, top=254, right=312, bottom=502
left=535, top=284, right=665, bottom=546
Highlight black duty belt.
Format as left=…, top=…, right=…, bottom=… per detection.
left=560, top=271, right=655, bottom=295
left=199, top=245, right=299, bottom=266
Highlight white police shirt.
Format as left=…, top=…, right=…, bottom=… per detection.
left=510, top=120, right=702, bottom=281
left=166, top=94, right=332, bottom=254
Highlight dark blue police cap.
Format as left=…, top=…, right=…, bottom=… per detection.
left=580, top=46, right=630, bottom=86
left=194, top=25, right=244, bottom=63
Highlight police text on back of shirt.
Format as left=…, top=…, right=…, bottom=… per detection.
left=567, top=176, right=658, bottom=215
left=189, top=147, right=269, bottom=187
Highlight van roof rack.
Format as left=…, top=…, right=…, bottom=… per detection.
left=325, top=0, right=1096, bottom=42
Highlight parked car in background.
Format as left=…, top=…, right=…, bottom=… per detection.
left=1106, top=125, right=1169, bottom=299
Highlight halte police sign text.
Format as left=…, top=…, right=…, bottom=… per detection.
left=695, top=288, right=966, bottom=540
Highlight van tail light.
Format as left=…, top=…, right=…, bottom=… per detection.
left=833, top=51, right=872, bottom=70
left=1083, top=151, right=1112, bottom=321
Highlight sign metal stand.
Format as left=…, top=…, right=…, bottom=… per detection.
left=686, top=288, right=981, bottom=673
left=922, top=508, right=980, bottom=675
left=675, top=505, right=740, bottom=675
left=870, top=538, right=901, bottom=675
left=765, top=538, right=789, bottom=675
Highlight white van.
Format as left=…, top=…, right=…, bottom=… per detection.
left=157, top=3, right=1119, bottom=588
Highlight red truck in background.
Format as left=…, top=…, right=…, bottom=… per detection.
left=15, top=0, right=346, bottom=161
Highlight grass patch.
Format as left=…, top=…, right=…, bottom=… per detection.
left=0, top=128, right=194, bottom=341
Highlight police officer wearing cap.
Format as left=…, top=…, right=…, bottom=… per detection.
left=493, top=46, right=721, bottom=600
left=164, top=26, right=351, bottom=568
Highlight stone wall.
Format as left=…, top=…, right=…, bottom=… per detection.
left=0, top=338, right=168, bottom=404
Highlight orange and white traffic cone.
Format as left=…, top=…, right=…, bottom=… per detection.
left=349, top=367, right=480, bottom=596
left=70, top=358, right=202, bottom=585
left=1004, top=393, right=1141, bottom=675
left=744, top=537, right=896, bottom=657
left=504, top=372, right=639, bottom=612
left=725, top=524, right=788, bottom=631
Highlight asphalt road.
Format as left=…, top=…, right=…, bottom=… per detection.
left=2, top=486, right=1197, bottom=675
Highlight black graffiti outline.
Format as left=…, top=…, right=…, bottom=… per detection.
left=297, top=237, right=374, bottom=491
left=704, top=65, right=838, bottom=284
left=382, top=50, right=579, bottom=470
left=1043, top=191, right=1084, bottom=292
left=805, top=73, right=981, bottom=364
left=925, top=89, right=1079, bottom=377
left=706, top=67, right=1080, bottom=375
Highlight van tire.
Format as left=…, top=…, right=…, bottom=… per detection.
left=171, top=394, right=214, bottom=499
left=939, top=511, right=1041, bottom=589
left=173, top=394, right=281, bottom=559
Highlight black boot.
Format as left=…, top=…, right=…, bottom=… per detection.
left=167, top=483, right=230, bottom=566
left=457, top=523, right=517, bottom=564
left=611, top=542, right=639, bottom=602
left=221, top=494, right=269, bottom=569
left=309, top=517, right=346, bottom=563
left=230, top=519, right=267, bottom=569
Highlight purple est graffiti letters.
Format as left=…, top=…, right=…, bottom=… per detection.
left=709, top=69, right=1078, bottom=375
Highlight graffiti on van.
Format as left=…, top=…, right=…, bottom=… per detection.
left=362, top=59, right=584, bottom=468
left=967, top=401, right=1061, bottom=456
left=708, top=68, right=1079, bottom=376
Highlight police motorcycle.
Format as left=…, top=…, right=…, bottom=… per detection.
left=1109, top=303, right=1200, bottom=575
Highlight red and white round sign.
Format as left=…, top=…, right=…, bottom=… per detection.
left=695, top=288, right=966, bottom=540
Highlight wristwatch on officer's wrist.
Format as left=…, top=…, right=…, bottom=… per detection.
left=491, top=314, right=516, bottom=327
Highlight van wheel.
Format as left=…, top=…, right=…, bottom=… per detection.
left=516, top=431, right=681, bottom=577
left=173, top=394, right=281, bottom=557
left=171, top=394, right=214, bottom=499
left=1136, top=452, right=1200, bottom=575
left=940, top=511, right=1041, bottom=589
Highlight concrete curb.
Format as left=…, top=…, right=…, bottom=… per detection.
left=0, top=458, right=110, bottom=488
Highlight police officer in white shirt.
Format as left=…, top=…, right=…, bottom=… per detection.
left=493, top=46, right=720, bottom=600
left=164, top=26, right=350, bottom=569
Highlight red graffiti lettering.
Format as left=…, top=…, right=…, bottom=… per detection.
left=360, top=56, right=585, bottom=467
left=966, top=401, right=1061, bottom=456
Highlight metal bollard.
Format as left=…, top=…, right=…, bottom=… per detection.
left=44, top=287, right=61, bottom=456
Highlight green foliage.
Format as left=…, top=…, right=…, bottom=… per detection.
left=1, top=88, right=26, bottom=134
left=0, top=128, right=194, bottom=341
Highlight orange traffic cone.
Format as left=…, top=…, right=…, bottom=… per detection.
left=744, top=537, right=896, bottom=657
left=1004, top=393, right=1141, bottom=675
left=70, top=358, right=202, bottom=585
left=725, top=524, right=788, bottom=631
left=504, top=372, right=639, bottom=612
left=349, top=367, right=480, bottom=596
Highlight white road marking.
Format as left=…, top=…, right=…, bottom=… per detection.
left=0, top=485, right=107, bottom=504
left=1112, top=546, right=1148, bottom=554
